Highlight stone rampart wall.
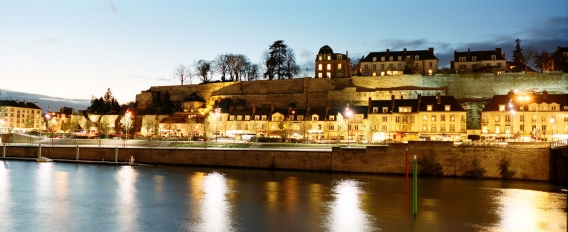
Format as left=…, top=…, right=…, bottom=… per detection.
left=5, top=142, right=562, bottom=182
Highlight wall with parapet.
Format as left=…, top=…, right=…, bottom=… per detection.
left=4, top=141, right=563, bottom=182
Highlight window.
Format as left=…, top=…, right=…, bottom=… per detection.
left=372, top=72, right=376, bottom=76
left=402, top=116, right=407, bottom=123
left=494, top=115, right=500, bottom=122
left=312, top=115, right=318, bottom=121
left=318, top=64, right=322, bottom=70
left=459, top=57, right=466, bottom=62
left=298, top=115, right=304, bottom=121
left=382, top=116, right=388, bottom=122
left=441, top=115, right=446, bottom=121
left=499, top=105, right=505, bottom=111
left=445, top=105, right=451, bottom=111
left=381, top=57, right=385, bottom=61
left=520, top=106, right=524, bottom=111
left=520, top=115, right=524, bottom=122
left=261, top=115, right=267, bottom=120
left=329, top=125, right=334, bottom=130
left=389, top=64, right=394, bottom=69
left=410, top=116, right=415, bottom=123
left=427, top=105, right=433, bottom=111
left=395, top=117, right=400, bottom=122
left=318, top=73, right=322, bottom=78
left=237, top=115, right=243, bottom=121
left=429, top=62, right=432, bottom=68
left=487, top=63, right=491, bottom=67
left=459, top=64, right=467, bottom=69
left=472, top=56, right=476, bottom=61
left=327, top=55, right=331, bottom=60
left=255, top=115, right=260, bottom=120
left=389, top=56, right=393, bottom=61
left=382, top=107, right=388, bottom=113
left=382, top=125, right=388, bottom=131
left=288, top=115, right=294, bottom=120
left=245, top=115, right=250, bottom=121
left=422, top=114, right=428, bottom=121
left=380, top=64, right=384, bottom=70
left=318, top=55, right=322, bottom=60
left=327, top=64, right=331, bottom=70
left=431, top=115, right=436, bottom=121
left=373, top=57, right=377, bottom=62
left=337, top=55, right=343, bottom=60
left=491, top=55, right=496, bottom=60
left=399, top=107, right=412, bottom=112
left=415, top=55, right=419, bottom=60
left=338, top=63, right=342, bottom=69
left=229, top=115, right=235, bottom=121
left=373, top=64, right=377, bottom=70
left=422, top=125, right=428, bottom=132
left=450, top=115, right=455, bottom=122
left=372, top=107, right=378, bottom=113
left=551, top=105, right=557, bottom=110
left=398, top=56, right=402, bottom=61
left=497, top=63, right=502, bottom=67
left=326, top=72, right=331, bottom=78
left=364, top=64, right=369, bottom=70
left=431, top=124, right=436, bottom=132
left=505, top=115, right=510, bottom=122
left=440, top=124, right=446, bottom=132
left=450, top=124, right=455, bottom=132
left=329, top=115, right=334, bottom=120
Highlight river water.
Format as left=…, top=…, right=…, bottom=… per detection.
left=0, top=160, right=566, bottom=232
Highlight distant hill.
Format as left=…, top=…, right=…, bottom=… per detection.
left=0, top=89, right=90, bottom=112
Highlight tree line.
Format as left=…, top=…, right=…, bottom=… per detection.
left=173, top=40, right=300, bottom=85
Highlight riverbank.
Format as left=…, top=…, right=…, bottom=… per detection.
left=1, top=141, right=566, bottom=183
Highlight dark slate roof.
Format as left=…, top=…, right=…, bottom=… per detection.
left=288, top=108, right=308, bottom=120
left=252, top=108, right=272, bottom=117
left=318, top=45, right=333, bottom=54
left=306, top=108, right=328, bottom=121
left=370, top=99, right=419, bottom=113
left=453, top=50, right=506, bottom=61
left=229, top=109, right=252, bottom=117
left=361, top=49, right=437, bottom=62
left=182, top=92, right=205, bottom=102
left=419, top=96, right=465, bottom=112
left=0, top=100, right=41, bottom=109
left=482, top=93, right=568, bottom=112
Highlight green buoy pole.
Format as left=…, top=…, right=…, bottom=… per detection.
left=413, top=154, right=417, bottom=216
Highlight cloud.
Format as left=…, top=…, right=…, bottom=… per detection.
left=109, top=1, right=119, bottom=13
left=30, top=38, right=58, bottom=44
left=128, top=76, right=171, bottom=82
left=0, top=89, right=90, bottom=111
left=299, top=48, right=314, bottom=61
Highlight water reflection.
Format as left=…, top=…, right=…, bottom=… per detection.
left=115, top=166, right=140, bottom=231
left=324, top=179, right=377, bottom=232
left=0, top=161, right=13, bottom=231
left=188, top=171, right=235, bottom=232
left=494, top=188, right=567, bottom=232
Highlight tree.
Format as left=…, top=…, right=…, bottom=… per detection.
left=185, top=116, right=196, bottom=139
left=119, top=115, right=133, bottom=137
left=533, top=49, right=550, bottom=73
left=336, top=113, right=346, bottom=141
left=213, top=54, right=230, bottom=82
left=99, top=118, right=112, bottom=138
left=243, top=62, right=260, bottom=81
left=521, top=46, right=536, bottom=72
left=173, top=64, right=192, bottom=85
left=512, top=39, right=523, bottom=63
left=89, top=88, right=120, bottom=114
left=144, top=118, right=156, bottom=137
left=194, top=60, right=212, bottom=82
left=263, top=40, right=299, bottom=80
left=162, top=90, right=175, bottom=114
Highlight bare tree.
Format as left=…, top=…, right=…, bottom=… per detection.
left=213, top=54, right=230, bottom=82
left=173, top=64, right=192, bottom=85
left=521, top=46, right=536, bottom=72
left=194, top=60, right=212, bottom=82
left=533, top=49, right=550, bottom=73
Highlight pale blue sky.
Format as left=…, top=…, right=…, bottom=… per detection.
left=1, top=0, right=567, bottom=110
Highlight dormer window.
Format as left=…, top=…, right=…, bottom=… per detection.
left=427, top=105, right=433, bottom=111
left=298, top=115, right=304, bottom=121
left=312, top=115, right=319, bottom=121
left=229, top=115, right=235, bottom=121
left=329, top=115, right=335, bottom=120
left=318, top=55, right=322, bottom=60
left=327, top=54, right=331, bottom=60
left=382, top=107, right=388, bottom=113
left=381, top=57, right=385, bottom=61
left=399, top=107, right=412, bottom=112
left=499, top=105, right=505, bottom=111
left=472, top=56, right=476, bottom=61
left=389, top=56, right=393, bottom=61
left=373, top=57, right=377, bottom=62
left=337, top=54, right=343, bottom=60
left=445, top=105, right=451, bottom=111
left=245, top=115, right=250, bottom=121
left=398, top=56, right=402, bottom=61
left=255, top=115, right=260, bottom=120
left=415, top=55, right=419, bottom=60
left=288, top=115, right=294, bottom=120
left=237, top=115, right=242, bottom=121
left=459, top=57, right=466, bottom=62
left=261, top=115, right=267, bottom=120
left=491, top=55, right=496, bottom=60
left=372, top=107, right=378, bottom=113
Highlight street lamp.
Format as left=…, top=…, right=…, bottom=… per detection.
left=215, top=108, right=220, bottom=142
left=345, top=105, right=352, bottom=146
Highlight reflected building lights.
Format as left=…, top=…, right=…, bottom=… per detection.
left=0, top=161, right=13, bottom=231
left=116, top=166, right=140, bottom=232
left=188, top=171, right=235, bottom=232
left=324, top=179, right=376, bottom=232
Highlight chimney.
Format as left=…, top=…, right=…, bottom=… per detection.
left=496, top=48, right=502, bottom=57
left=252, top=105, right=257, bottom=115
left=468, top=48, right=470, bottom=57
left=346, top=50, right=348, bottom=58
left=502, top=53, right=506, bottom=59
left=436, top=92, right=441, bottom=104
left=417, top=94, right=422, bottom=112
left=543, top=90, right=548, bottom=100
left=391, top=95, right=395, bottom=109
left=507, top=90, right=514, bottom=98
left=270, top=105, right=275, bottom=114
left=403, top=48, right=407, bottom=56
left=386, top=49, right=390, bottom=56
left=429, top=47, right=434, bottom=54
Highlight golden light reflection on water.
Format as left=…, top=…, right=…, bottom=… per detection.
left=0, top=161, right=13, bottom=230
left=116, top=166, right=140, bottom=231
left=324, top=179, right=377, bottom=232
left=492, top=188, right=567, bottom=232
left=188, top=171, right=235, bottom=232
left=265, top=181, right=279, bottom=212
left=153, top=175, right=165, bottom=202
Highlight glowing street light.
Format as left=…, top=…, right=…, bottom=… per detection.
left=345, top=105, right=352, bottom=146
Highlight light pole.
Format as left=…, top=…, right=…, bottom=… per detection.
left=345, top=105, right=352, bottom=146
left=215, top=108, right=220, bottom=142
left=518, top=96, right=529, bottom=140
left=549, top=118, right=555, bottom=142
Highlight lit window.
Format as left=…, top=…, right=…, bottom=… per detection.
left=372, top=72, right=376, bottom=76
left=237, top=115, right=242, bottom=121
left=459, top=57, right=466, bottom=62
left=422, top=114, right=427, bottom=121
left=373, top=57, right=377, bottom=62
left=337, top=55, right=343, bottom=60
left=398, top=56, right=402, bottom=61
left=445, top=105, right=451, bottom=111
left=318, top=55, right=322, bottom=60
left=499, top=105, right=505, bottom=111
left=298, top=115, right=304, bottom=121
left=427, top=105, right=433, bottom=111
left=382, top=107, right=388, bottom=113
left=329, top=115, right=335, bottom=120
left=431, top=115, right=436, bottom=121
left=327, top=64, right=331, bottom=70
left=415, top=55, right=419, bottom=60
left=389, top=56, right=393, bottom=61
left=472, top=56, right=476, bottom=61
left=372, top=107, right=378, bottom=113
left=255, top=115, right=259, bottom=120
left=318, top=64, right=322, bottom=70
left=229, top=115, right=235, bottom=121
left=318, top=73, right=322, bottom=78
left=327, top=55, right=331, bottom=60
left=326, top=72, right=331, bottom=78
left=261, top=116, right=267, bottom=120
left=491, top=55, right=496, bottom=60
left=381, top=57, right=385, bottom=61
left=245, top=115, right=250, bottom=121
left=338, top=63, right=342, bottom=69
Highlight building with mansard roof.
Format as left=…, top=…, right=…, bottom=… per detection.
left=314, top=45, right=351, bottom=78
left=451, top=48, right=507, bottom=74
left=359, top=48, right=438, bottom=76
left=0, top=100, right=42, bottom=133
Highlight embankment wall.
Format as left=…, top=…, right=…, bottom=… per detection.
left=3, top=141, right=565, bottom=182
